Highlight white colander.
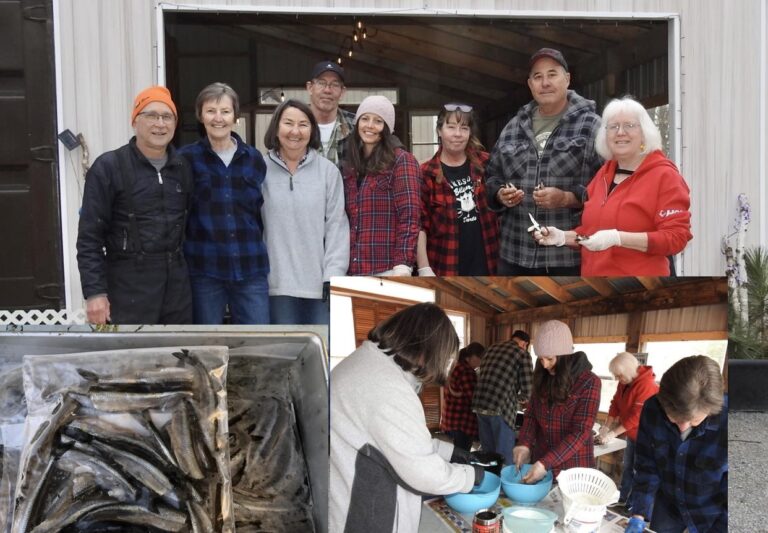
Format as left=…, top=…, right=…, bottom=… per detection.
left=557, top=468, right=620, bottom=533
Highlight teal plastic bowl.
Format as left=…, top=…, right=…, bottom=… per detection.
left=444, top=472, right=501, bottom=514
left=500, top=464, right=553, bottom=504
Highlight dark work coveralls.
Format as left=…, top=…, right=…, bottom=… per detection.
left=76, top=137, right=193, bottom=324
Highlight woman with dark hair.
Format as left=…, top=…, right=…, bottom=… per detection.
left=512, top=320, right=601, bottom=483
left=441, top=341, right=485, bottom=451
left=343, top=95, right=422, bottom=276
left=262, top=99, right=349, bottom=324
left=330, top=303, right=483, bottom=532
left=416, top=104, right=499, bottom=276
left=180, top=82, right=269, bottom=324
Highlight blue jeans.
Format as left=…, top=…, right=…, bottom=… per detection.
left=190, top=275, right=269, bottom=325
left=620, top=438, right=636, bottom=502
left=269, top=295, right=329, bottom=325
left=477, top=414, right=515, bottom=466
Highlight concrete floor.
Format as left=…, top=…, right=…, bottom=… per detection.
left=729, top=410, right=768, bottom=532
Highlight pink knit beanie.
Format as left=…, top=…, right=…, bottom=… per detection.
left=533, top=320, right=574, bottom=357
left=355, top=95, right=395, bottom=132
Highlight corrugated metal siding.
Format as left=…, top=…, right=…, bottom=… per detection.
left=56, top=0, right=765, bottom=309
left=641, top=302, right=728, bottom=334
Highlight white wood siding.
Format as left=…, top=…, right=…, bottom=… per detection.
left=56, top=0, right=766, bottom=311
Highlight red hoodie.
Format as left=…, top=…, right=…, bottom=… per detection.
left=576, top=150, right=692, bottom=275
left=607, top=365, right=659, bottom=441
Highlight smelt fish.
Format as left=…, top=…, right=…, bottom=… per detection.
left=90, top=391, right=192, bottom=412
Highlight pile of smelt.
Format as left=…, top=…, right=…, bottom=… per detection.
left=12, top=349, right=230, bottom=533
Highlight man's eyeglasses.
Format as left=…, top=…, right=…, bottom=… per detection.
left=605, top=122, right=639, bottom=133
left=138, top=111, right=176, bottom=124
left=313, top=79, right=343, bottom=90
left=444, top=103, right=473, bottom=113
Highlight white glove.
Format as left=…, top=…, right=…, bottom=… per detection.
left=391, top=264, right=412, bottom=277
left=580, top=229, right=621, bottom=251
left=533, top=226, right=566, bottom=247
left=417, top=266, right=436, bottom=277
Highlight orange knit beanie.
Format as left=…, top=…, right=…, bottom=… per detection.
left=131, top=86, right=177, bottom=123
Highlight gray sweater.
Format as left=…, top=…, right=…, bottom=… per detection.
left=263, top=149, right=349, bottom=298
left=330, top=341, right=475, bottom=532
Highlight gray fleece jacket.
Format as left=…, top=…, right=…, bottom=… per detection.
left=330, top=341, right=476, bottom=532
left=263, top=148, right=349, bottom=298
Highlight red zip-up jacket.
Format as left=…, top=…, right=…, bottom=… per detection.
left=576, top=150, right=692, bottom=275
left=607, top=365, right=659, bottom=442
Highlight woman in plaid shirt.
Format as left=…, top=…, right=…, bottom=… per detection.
left=513, top=320, right=601, bottom=483
left=416, top=104, right=499, bottom=276
left=440, top=342, right=485, bottom=451
left=343, top=95, right=421, bottom=276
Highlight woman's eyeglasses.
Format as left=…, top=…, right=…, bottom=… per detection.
left=444, top=103, right=473, bottom=113
left=605, top=122, right=640, bottom=133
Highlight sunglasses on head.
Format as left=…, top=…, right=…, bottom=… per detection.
left=444, top=103, right=473, bottom=113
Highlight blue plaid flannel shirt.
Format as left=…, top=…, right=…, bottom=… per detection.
left=485, top=90, right=603, bottom=269
left=630, top=395, right=728, bottom=533
left=180, top=132, right=269, bottom=281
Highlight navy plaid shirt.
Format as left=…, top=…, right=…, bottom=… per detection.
left=179, top=132, right=269, bottom=281
left=471, top=340, right=533, bottom=428
left=630, top=395, right=728, bottom=533
left=485, top=91, right=603, bottom=269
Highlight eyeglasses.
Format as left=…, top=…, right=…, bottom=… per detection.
left=313, top=79, right=343, bottom=90
left=605, top=122, right=639, bottom=133
left=138, top=111, right=176, bottom=124
left=444, top=103, right=473, bottom=112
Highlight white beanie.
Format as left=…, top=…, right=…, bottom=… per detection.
left=533, top=320, right=574, bottom=357
left=355, top=95, right=395, bottom=133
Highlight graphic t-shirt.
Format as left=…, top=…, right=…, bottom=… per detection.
left=319, top=122, right=335, bottom=154
left=442, top=161, right=488, bottom=275
left=532, top=109, right=565, bottom=156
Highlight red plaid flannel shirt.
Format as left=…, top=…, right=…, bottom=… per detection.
left=517, top=368, right=601, bottom=478
left=440, top=359, right=478, bottom=438
left=344, top=148, right=422, bottom=275
left=420, top=148, right=499, bottom=276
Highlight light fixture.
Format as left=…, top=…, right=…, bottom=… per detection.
left=280, top=87, right=285, bottom=102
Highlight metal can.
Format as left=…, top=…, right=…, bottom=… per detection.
left=472, top=508, right=501, bottom=533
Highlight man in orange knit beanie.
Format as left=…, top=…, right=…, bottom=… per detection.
left=76, top=86, right=193, bottom=324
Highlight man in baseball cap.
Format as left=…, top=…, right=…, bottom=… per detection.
left=486, top=47, right=602, bottom=276
left=306, top=60, right=355, bottom=170
left=76, top=86, right=193, bottom=325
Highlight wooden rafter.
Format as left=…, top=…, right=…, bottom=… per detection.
left=524, top=277, right=575, bottom=303
left=442, top=278, right=515, bottom=312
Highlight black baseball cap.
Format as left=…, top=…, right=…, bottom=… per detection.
left=311, top=60, right=345, bottom=82
left=529, top=48, right=569, bottom=72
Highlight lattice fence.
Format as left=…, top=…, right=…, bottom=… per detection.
left=0, top=309, right=86, bottom=326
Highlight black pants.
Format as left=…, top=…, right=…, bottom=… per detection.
left=106, top=253, right=192, bottom=324
left=497, top=258, right=580, bottom=276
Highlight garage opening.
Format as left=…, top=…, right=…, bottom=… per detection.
left=162, top=11, right=672, bottom=161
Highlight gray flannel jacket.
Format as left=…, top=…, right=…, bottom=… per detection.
left=471, top=340, right=534, bottom=429
left=486, top=90, right=603, bottom=269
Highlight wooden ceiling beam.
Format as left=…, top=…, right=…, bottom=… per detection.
left=402, top=279, right=498, bottom=316
left=489, top=277, right=539, bottom=308
left=523, top=277, right=575, bottom=304
left=637, top=277, right=664, bottom=291
left=442, top=278, right=517, bottom=312
left=496, top=278, right=728, bottom=323
left=322, top=24, right=518, bottom=83
left=582, top=278, right=618, bottom=297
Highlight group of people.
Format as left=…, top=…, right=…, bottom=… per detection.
left=331, top=303, right=727, bottom=533
left=76, top=47, right=693, bottom=325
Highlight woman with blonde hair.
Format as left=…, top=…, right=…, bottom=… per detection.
left=598, top=351, right=658, bottom=506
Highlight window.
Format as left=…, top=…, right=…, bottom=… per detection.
left=644, top=339, right=727, bottom=378
left=410, top=112, right=438, bottom=163
left=330, top=294, right=356, bottom=371
left=446, top=311, right=467, bottom=349
left=574, top=342, right=627, bottom=413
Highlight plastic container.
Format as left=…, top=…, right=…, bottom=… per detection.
left=500, top=464, right=553, bottom=504
left=502, top=506, right=558, bottom=533
left=557, top=467, right=619, bottom=533
left=0, top=328, right=328, bottom=533
left=444, top=471, right=501, bottom=515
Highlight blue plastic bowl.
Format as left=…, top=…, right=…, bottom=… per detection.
left=444, top=472, right=501, bottom=514
left=500, top=464, right=553, bottom=504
